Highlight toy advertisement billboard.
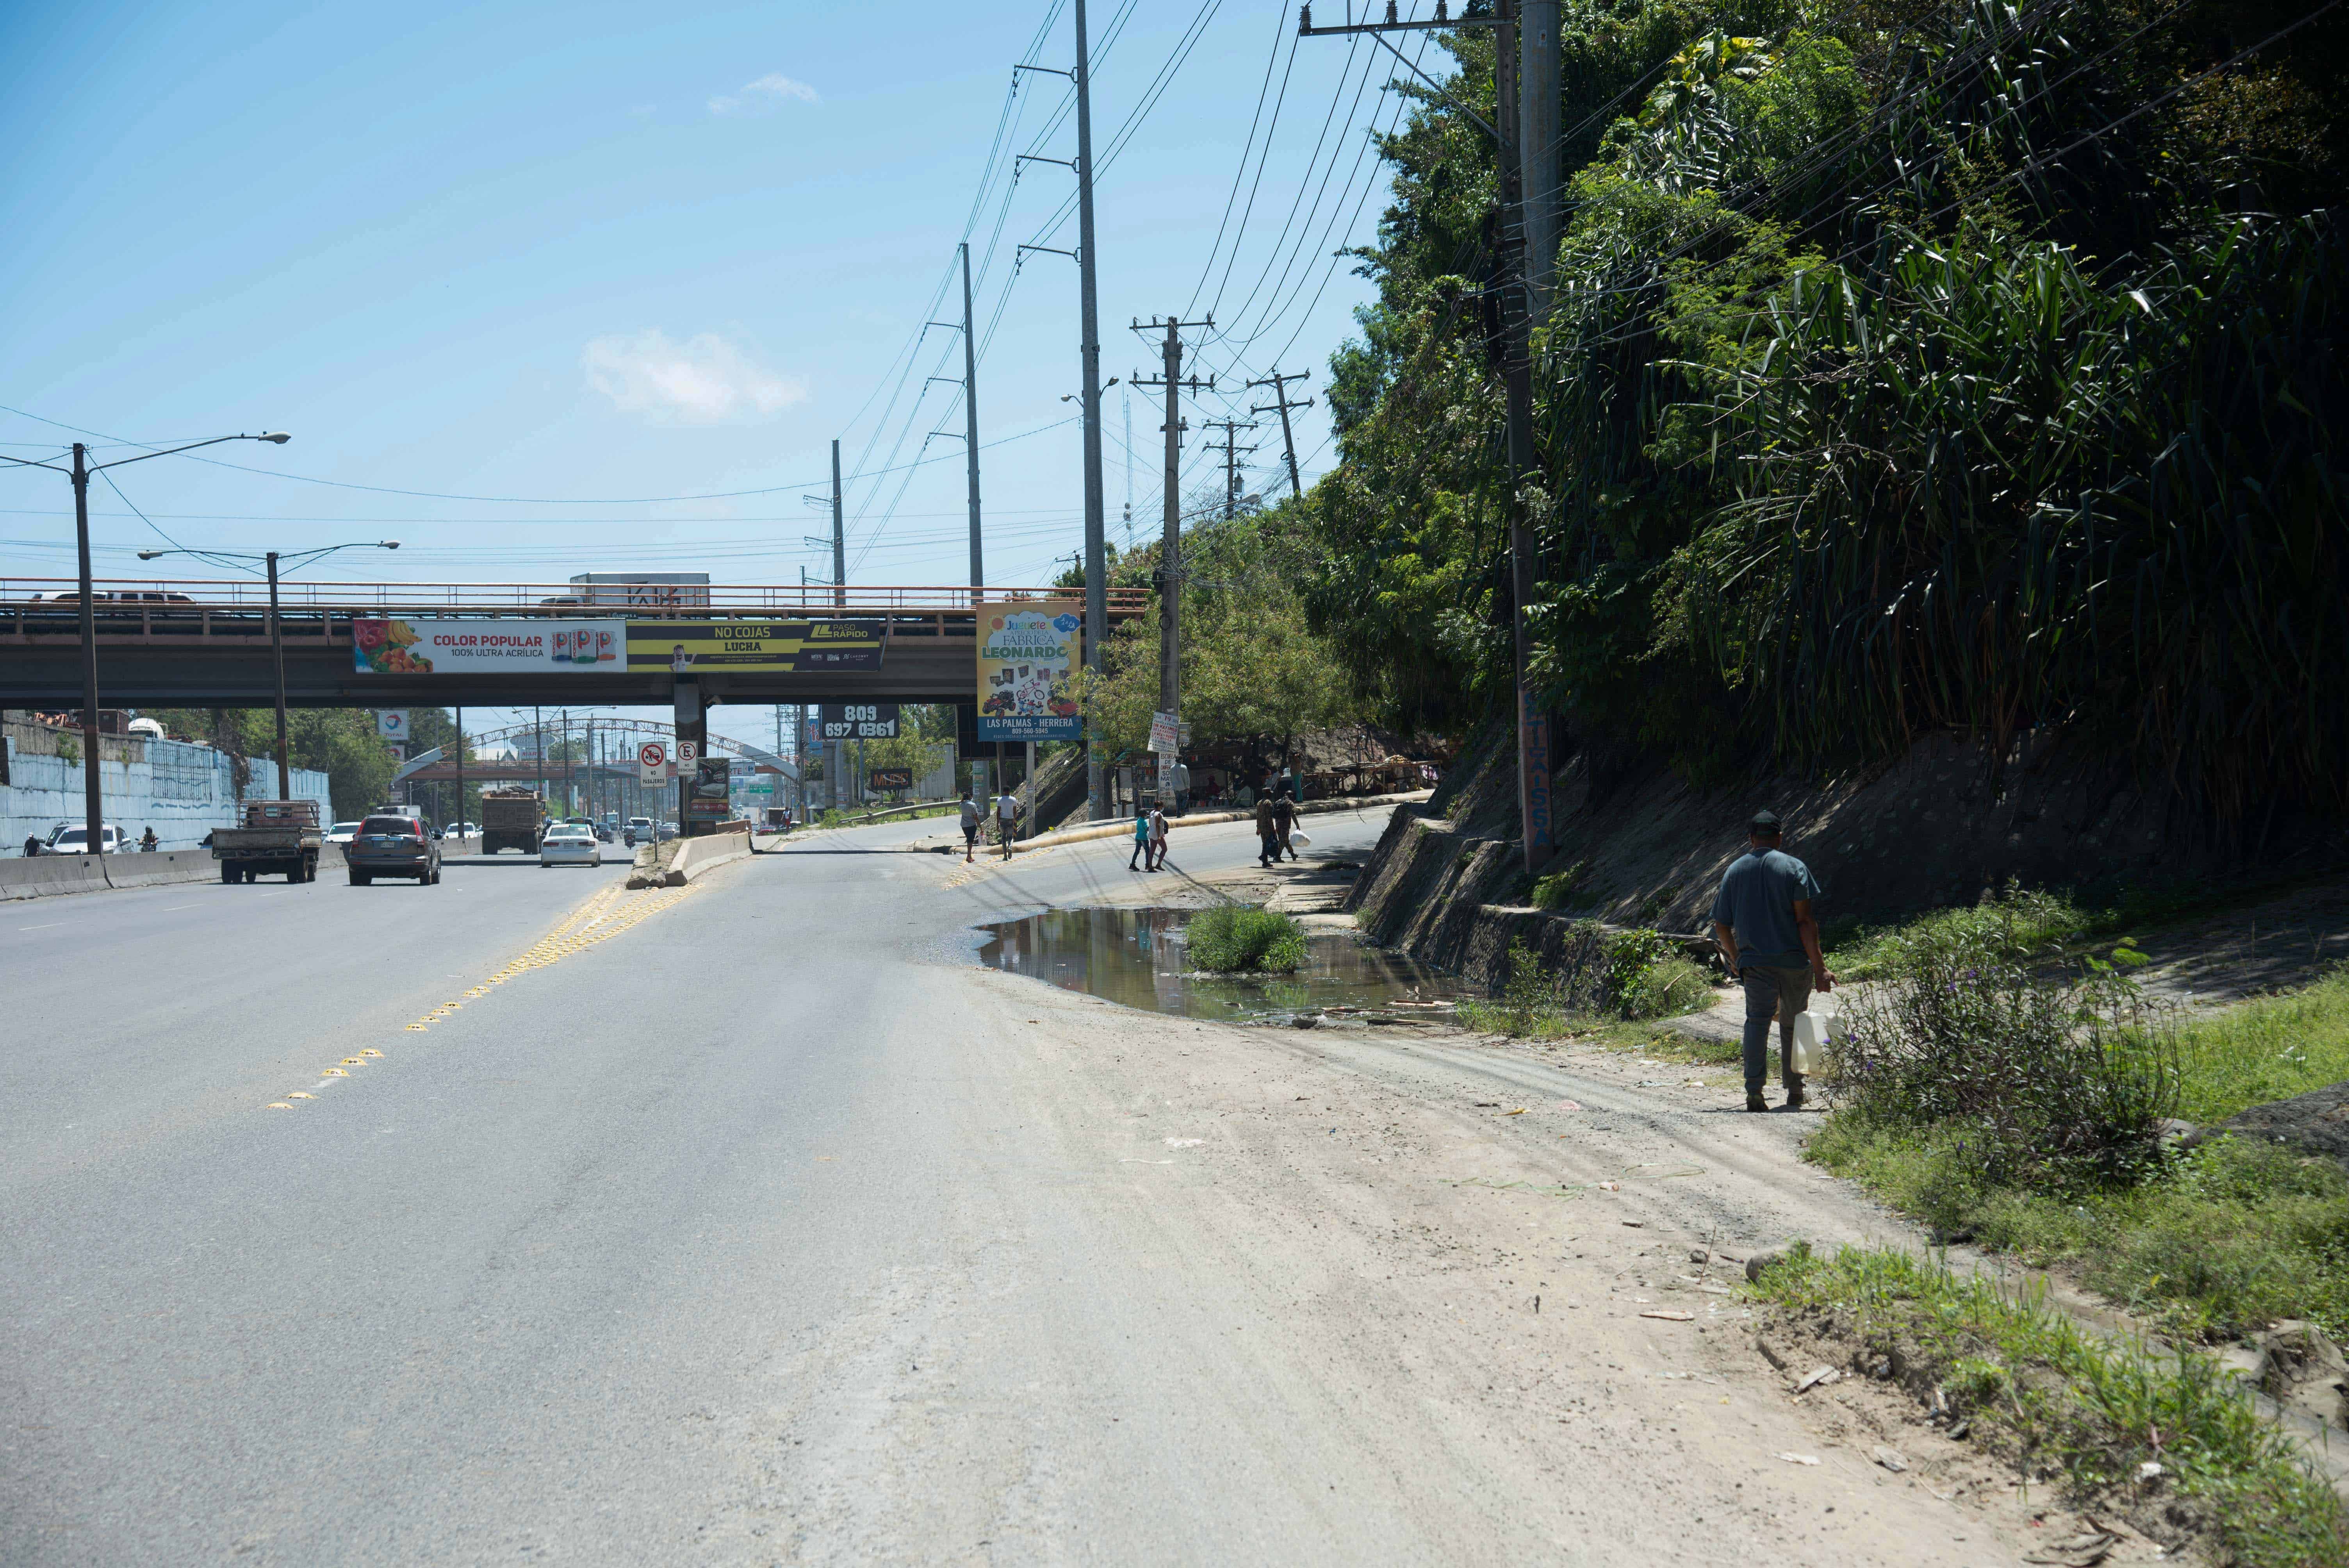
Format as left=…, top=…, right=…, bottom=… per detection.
left=975, top=603, right=1081, bottom=741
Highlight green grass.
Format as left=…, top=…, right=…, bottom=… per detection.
left=1810, top=1121, right=2349, bottom=1344
left=1185, top=905, right=1308, bottom=973
left=2177, top=967, right=2349, bottom=1123
left=1748, top=1244, right=2349, bottom=1568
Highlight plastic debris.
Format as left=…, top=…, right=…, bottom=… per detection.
left=1795, top=1365, right=1841, bottom=1393
left=1777, top=1452, right=1820, bottom=1465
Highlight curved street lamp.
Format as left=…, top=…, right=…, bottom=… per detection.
left=0, top=433, right=292, bottom=853
left=137, top=539, right=398, bottom=799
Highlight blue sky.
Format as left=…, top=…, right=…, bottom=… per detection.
left=2, top=0, right=1440, bottom=745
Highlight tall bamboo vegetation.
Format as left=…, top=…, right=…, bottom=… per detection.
left=1303, top=0, right=2347, bottom=814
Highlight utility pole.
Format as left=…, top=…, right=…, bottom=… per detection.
left=1129, top=315, right=1213, bottom=765
left=830, top=439, right=846, bottom=609
left=1521, top=0, right=1561, bottom=315
left=924, top=242, right=987, bottom=592
left=1074, top=0, right=1109, bottom=821
left=1248, top=369, right=1315, bottom=499
left=1198, top=418, right=1259, bottom=519
left=1300, top=0, right=1551, bottom=870
left=960, top=242, right=983, bottom=590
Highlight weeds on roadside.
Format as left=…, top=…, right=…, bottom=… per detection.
left=1185, top=905, right=1307, bottom=973
left=2176, top=965, right=2349, bottom=1123
left=1811, top=1120, right=2349, bottom=1344
left=1829, top=917, right=2180, bottom=1191
left=1460, top=932, right=1716, bottom=1036
left=1458, top=938, right=1572, bottom=1037
left=1748, top=1245, right=2349, bottom=1568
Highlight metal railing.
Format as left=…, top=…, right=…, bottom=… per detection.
left=0, top=577, right=1138, bottom=616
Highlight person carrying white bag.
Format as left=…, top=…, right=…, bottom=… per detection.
left=1708, top=810, right=1836, bottom=1113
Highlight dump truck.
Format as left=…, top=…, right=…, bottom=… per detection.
left=211, top=800, right=322, bottom=884
left=480, top=789, right=545, bottom=855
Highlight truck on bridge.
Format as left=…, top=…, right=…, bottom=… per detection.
left=480, top=789, right=545, bottom=855
left=211, top=800, right=322, bottom=884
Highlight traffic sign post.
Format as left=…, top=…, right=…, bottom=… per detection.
left=636, top=741, right=668, bottom=785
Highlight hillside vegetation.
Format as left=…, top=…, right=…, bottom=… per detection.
left=1299, top=0, right=2346, bottom=816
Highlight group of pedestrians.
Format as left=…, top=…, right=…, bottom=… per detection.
left=958, top=789, right=1025, bottom=863
left=1128, top=803, right=1169, bottom=871
left=1253, top=785, right=1299, bottom=867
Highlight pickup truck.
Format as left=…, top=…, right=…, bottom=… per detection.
left=211, top=800, right=323, bottom=884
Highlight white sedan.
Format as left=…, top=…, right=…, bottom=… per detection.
left=539, top=823, right=602, bottom=867
left=326, top=821, right=362, bottom=846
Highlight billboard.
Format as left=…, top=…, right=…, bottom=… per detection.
left=868, top=768, right=914, bottom=792
left=684, top=758, right=731, bottom=820
left=976, top=602, right=1082, bottom=741
left=353, top=619, right=618, bottom=675
left=820, top=703, right=898, bottom=739
left=627, top=620, right=883, bottom=674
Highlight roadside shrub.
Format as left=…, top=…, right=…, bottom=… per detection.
left=1633, top=957, right=1716, bottom=1019
left=1459, top=937, right=1569, bottom=1037
left=1832, top=883, right=2089, bottom=979
left=1185, top=905, right=1307, bottom=973
left=1529, top=861, right=1589, bottom=909
left=1829, top=929, right=2181, bottom=1193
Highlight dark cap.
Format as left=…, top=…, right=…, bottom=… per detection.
left=1748, top=809, right=1783, bottom=834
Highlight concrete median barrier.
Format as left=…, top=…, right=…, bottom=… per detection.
left=627, top=825, right=754, bottom=888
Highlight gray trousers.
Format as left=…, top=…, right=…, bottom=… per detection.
left=1739, top=965, right=1813, bottom=1096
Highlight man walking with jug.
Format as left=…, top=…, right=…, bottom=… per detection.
left=1709, top=811, right=1834, bottom=1112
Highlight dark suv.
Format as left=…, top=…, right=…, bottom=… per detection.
left=347, top=815, right=442, bottom=886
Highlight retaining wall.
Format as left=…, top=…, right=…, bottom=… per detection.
left=2, top=726, right=330, bottom=854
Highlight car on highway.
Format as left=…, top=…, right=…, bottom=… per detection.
left=41, top=825, right=124, bottom=855
left=662, top=821, right=680, bottom=839
left=444, top=820, right=479, bottom=838
left=326, top=821, right=362, bottom=847
left=623, top=816, right=655, bottom=847
left=346, top=814, right=442, bottom=886
left=540, top=822, right=602, bottom=867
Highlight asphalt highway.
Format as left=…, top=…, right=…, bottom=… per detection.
left=0, top=811, right=1398, bottom=1563
left=3, top=806, right=1983, bottom=1565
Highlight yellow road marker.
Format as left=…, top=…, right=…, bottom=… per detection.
left=359, top=1049, right=383, bottom=1058
left=341, top=1057, right=366, bottom=1066
left=323, top=1067, right=350, bottom=1077
left=267, top=1102, right=294, bottom=1110
left=288, top=1092, right=315, bottom=1099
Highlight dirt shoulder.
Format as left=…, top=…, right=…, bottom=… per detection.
left=958, top=929, right=2103, bottom=1561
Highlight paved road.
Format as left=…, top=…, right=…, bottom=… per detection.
left=2, top=806, right=1980, bottom=1566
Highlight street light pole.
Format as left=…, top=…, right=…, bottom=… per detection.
left=139, top=529, right=392, bottom=811
left=2, top=429, right=291, bottom=852
left=70, top=444, right=103, bottom=851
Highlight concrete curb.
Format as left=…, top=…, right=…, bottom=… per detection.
left=1006, top=789, right=1434, bottom=854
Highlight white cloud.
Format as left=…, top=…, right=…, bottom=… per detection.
left=581, top=331, right=806, bottom=424
left=708, top=73, right=820, bottom=116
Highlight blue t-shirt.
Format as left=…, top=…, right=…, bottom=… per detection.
left=1708, top=848, right=1822, bottom=969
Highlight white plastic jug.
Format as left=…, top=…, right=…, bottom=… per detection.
left=1789, top=995, right=1837, bottom=1077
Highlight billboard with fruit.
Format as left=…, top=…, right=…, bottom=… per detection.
left=351, top=619, right=619, bottom=674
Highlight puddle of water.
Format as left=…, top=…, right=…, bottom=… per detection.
left=975, top=906, right=1454, bottom=1023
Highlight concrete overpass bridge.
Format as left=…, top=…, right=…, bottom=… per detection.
left=0, top=578, right=1133, bottom=711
